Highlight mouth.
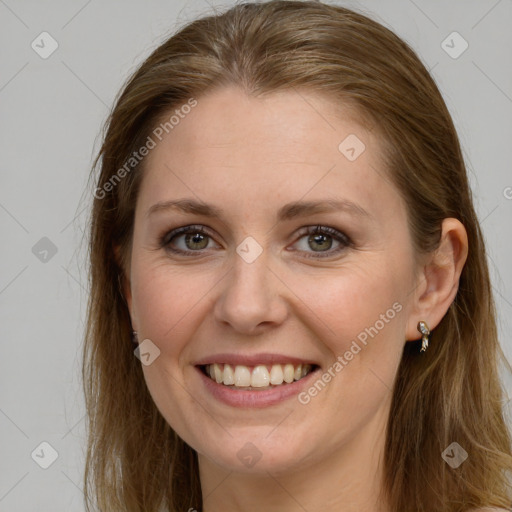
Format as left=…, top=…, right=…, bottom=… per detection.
left=198, top=362, right=319, bottom=390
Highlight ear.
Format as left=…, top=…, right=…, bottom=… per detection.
left=114, top=244, right=134, bottom=320
left=405, top=218, right=468, bottom=341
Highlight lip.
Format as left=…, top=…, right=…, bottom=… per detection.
left=195, top=364, right=321, bottom=408
left=193, top=352, right=319, bottom=367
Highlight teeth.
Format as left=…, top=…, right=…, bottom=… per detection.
left=214, top=364, right=223, bottom=384
left=283, top=364, right=295, bottom=383
left=205, top=363, right=313, bottom=388
left=223, top=364, right=235, bottom=385
left=269, top=364, right=284, bottom=385
left=251, top=365, right=270, bottom=387
left=234, top=365, right=251, bottom=387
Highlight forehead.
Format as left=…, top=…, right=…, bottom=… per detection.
left=138, top=86, right=400, bottom=220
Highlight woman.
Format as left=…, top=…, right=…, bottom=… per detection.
left=82, top=1, right=512, bottom=510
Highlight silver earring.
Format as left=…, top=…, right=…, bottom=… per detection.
left=131, top=330, right=138, bottom=345
left=417, top=321, right=430, bottom=352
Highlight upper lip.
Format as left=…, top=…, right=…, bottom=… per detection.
left=194, top=353, right=319, bottom=367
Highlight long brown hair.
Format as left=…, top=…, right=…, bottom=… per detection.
left=81, top=1, right=512, bottom=510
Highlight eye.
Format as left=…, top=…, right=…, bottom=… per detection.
left=159, top=224, right=352, bottom=258
left=159, top=225, right=219, bottom=255
left=291, top=225, right=352, bottom=258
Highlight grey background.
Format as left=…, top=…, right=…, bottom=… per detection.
left=1, top=0, right=511, bottom=510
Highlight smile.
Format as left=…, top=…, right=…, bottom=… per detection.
left=201, top=363, right=316, bottom=389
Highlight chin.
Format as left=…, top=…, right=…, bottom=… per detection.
left=193, top=427, right=319, bottom=476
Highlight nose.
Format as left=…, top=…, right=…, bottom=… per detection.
left=213, top=244, right=288, bottom=335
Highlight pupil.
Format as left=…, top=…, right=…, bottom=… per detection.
left=311, top=233, right=331, bottom=251
left=187, top=233, right=207, bottom=249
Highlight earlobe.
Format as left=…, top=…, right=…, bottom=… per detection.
left=405, top=218, right=468, bottom=342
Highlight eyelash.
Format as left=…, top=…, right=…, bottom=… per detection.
left=158, top=224, right=353, bottom=259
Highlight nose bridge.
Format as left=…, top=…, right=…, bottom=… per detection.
left=213, top=235, right=286, bottom=332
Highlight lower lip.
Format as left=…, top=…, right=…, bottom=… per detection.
left=195, top=366, right=321, bottom=408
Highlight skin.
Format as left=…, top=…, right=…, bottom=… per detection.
left=121, top=85, right=468, bottom=512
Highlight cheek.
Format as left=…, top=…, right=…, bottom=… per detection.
left=132, top=265, right=211, bottom=445
left=132, top=262, right=212, bottom=347
left=290, top=269, right=406, bottom=434
left=296, top=261, right=408, bottom=408
left=303, top=262, right=406, bottom=345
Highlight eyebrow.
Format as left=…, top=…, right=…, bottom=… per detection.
left=146, top=198, right=371, bottom=221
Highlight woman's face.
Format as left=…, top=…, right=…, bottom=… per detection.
left=125, top=85, right=420, bottom=475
